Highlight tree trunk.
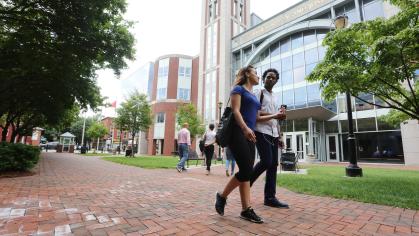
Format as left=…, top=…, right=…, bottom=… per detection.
left=1, top=123, right=9, bottom=142
left=96, top=137, right=100, bottom=153
left=131, top=132, right=135, bottom=157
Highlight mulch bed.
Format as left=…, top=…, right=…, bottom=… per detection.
left=0, top=170, right=37, bottom=178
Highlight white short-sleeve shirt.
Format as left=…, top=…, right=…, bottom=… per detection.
left=254, top=89, right=280, bottom=137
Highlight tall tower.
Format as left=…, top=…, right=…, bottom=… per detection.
left=198, top=0, right=250, bottom=124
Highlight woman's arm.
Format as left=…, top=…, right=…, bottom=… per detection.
left=231, top=94, right=256, bottom=143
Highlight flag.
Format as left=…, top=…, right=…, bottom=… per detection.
left=111, top=101, right=117, bottom=108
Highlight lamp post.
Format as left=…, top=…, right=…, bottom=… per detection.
left=218, top=101, right=223, bottom=160
left=334, top=15, right=363, bottom=177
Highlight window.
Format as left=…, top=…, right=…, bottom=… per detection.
left=177, top=88, right=190, bottom=100
left=318, top=46, right=326, bottom=60
left=280, top=37, right=291, bottom=53
left=157, top=58, right=169, bottom=100
left=357, top=118, right=377, bottom=132
left=303, top=30, right=317, bottom=45
left=306, top=63, right=317, bottom=75
left=281, top=56, right=292, bottom=71
left=270, top=42, right=280, bottom=57
left=305, top=48, right=318, bottom=65
left=294, top=86, right=307, bottom=108
left=307, top=84, right=321, bottom=103
left=292, top=52, right=304, bottom=68
left=355, top=93, right=374, bottom=111
left=177, top=58, right=192, bottom=101
left=281, top=70, right=293, bottom=86
left=316, top=29, right=328, bottom=42
left=293, top=66, right=305, bottom=84
left=363, top=0, right=384, bottom=21
left=283, top=89, right=294, bottom=109
left=156, top=113, right=165, bottom=123
left=291, top=33, right=303, bottom=50
left=270, top=60, right=281, bottom=72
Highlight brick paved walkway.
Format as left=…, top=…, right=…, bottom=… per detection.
left=0, top=153, right=418, bottom=236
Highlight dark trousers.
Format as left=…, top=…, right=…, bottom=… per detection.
left=229, top=123, right=255, bottom=182
left=250, top=131, right=279, bottom=199
left=204, top=144, right=214, bottom=171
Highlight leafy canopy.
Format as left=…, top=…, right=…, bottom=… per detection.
left=116, top=91, right=152, bottom=134
left=0, top=0, right=135, bottom=140
left=87, top=122, right=108, bottom=140
left=177, top=104, right=205, bottom=138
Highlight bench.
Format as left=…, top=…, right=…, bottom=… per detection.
left=186, top=150, right=205, bottom=167
left=280, top=152, right=300, bottom=173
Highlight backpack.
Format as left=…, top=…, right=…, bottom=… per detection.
left=199, top=133, right=206, bottom=152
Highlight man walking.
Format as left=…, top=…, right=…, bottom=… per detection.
left=251, top=68, right=289, bottom=208
left=176, top=123, right=191, bottom=172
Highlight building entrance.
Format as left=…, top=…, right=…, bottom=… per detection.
left=284, top=132, right=307, bottom=161
left=326, top=134, right=340, bottom=162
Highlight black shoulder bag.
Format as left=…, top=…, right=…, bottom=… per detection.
left=216, top=98, right=235, bottom=147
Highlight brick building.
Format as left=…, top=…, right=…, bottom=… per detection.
left=147, top=55, right=199, bottom=156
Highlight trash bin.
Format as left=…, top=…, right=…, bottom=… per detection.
left=80, top=146, right=87, bottom=154
left=125, top=149, right=132, bottom=157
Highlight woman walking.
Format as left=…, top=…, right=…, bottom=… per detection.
left=215, top=65, right=264, bottom=223
left=203, top=124, right=216, bottom=175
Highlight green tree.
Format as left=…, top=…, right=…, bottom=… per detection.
left=0, top=0, right=135, bottom=140
left=116, top=91, right=152, bottom=157
left=177, top=104, right=205, bottom=139
left=306, top=0, right=419, bottom=120
left=87, top=122, right=108, bottom=153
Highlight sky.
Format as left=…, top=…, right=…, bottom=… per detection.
left=97, top=0, right=303, bottom=116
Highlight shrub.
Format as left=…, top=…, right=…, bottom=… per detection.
left=0, top=142, right=40, bottom=171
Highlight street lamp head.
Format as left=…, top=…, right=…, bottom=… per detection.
left=218, top=101, right=223, bottom=109
left=334, top=15, right=348, bottom=29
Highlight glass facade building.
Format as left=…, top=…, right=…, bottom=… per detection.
left=230, top=0, right=404, bottom=163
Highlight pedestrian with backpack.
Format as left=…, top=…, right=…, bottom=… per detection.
left=203, top=124, right=216, bottom=175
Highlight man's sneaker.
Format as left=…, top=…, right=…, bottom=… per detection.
left=215, top=192, right=226, bottom=216
left=206, top=170, right=210, bottom=175
left=176, top=166, right=183, bottom=173
left=240, top=207, right=263, bottom=224
left=264, top=198, right=289, bottom=208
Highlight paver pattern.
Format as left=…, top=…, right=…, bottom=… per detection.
left=0, top=153, right=418, bottom=235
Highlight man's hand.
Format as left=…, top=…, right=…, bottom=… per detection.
left=276, top=113, right=286, bottom=120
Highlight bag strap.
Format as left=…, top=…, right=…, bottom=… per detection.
left=259, top=89, right=264, bottom=104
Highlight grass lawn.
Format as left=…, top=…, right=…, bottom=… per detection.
left=102, top=156, right=181, bottom=169
left=81, top=153, right=114, bottom=157
left=277, top=165, right=419, bottom=209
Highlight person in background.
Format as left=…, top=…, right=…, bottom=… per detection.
left=224, top=147, right=236, bottom=177
left=176, top=123, right=191, bottom=172
left=203, top=124, right=216, bottom=175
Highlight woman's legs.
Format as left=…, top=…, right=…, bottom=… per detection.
left=220, top=124, right=254, bottom=210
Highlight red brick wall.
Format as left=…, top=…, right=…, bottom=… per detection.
left=147, top=55, right=199, bottom=156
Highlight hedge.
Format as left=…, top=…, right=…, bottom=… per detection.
left=0, top=142, right=40, bottom=171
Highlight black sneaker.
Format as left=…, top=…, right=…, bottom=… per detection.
left=240, top=207, right=263, bottom=224
left=264, top=198, right=289, bottom=208
left=215, top=192, right=226, bottom=216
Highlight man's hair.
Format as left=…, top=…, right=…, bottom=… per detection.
left=209, top=124, right=215, bottom=130
left=262, top=68, right=279, bottom=82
